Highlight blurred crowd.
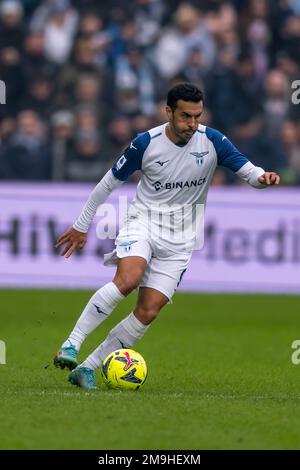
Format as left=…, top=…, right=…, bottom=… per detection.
left=0, top=0, right=300, bottom=185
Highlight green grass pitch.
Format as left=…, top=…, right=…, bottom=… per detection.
left=0, top=289, right=300, bottom=450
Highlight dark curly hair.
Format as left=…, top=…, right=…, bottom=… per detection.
left=167, top=83, right=204, bottom=111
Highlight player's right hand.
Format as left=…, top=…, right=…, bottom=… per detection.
left=55, top=227, right=87, bottom=258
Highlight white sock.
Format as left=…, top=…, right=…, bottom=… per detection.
left=81, top=312, right=150, bottom=370
left=62, top=282, right=124, bottom=351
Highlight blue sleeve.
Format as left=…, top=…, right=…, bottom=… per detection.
left=205, top=127, right=249, bottom=172
left=111, top=131, right=151, bottom=181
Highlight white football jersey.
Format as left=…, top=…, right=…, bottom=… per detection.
left=112, top=123, right=256, bottom=206
left=73, top=122, right=265, bottom=250
left=111, top=123, right=264, bottom=251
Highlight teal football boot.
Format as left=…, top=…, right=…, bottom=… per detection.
left=68, top=367, right=97, bottom=390
left=53, top=344, right=78, bottom=370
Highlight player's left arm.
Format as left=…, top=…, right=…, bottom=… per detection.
left=257, top=172, right=280, bottom=186
left=208, top=127, right=280, bottom=188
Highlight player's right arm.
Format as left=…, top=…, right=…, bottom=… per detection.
left=55, top=170, right=122, bottom=258
left=55, top=132, right=150, bottom=258
left=206, top=127, right=280, bottom=188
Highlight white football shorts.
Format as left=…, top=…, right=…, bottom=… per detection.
left=104, top=232, right=192, bottom=301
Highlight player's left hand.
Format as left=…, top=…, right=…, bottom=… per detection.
left=258, top=172, right=280, bottom=186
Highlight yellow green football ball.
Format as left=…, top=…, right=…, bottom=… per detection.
left=101, top=348, right=147, bottom=390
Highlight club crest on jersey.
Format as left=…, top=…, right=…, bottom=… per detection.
left=190, top=151, right=209, bottom=166
left=115, top=155, right=127, bottom=170
left=118, top=240, right=138, bottom=253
